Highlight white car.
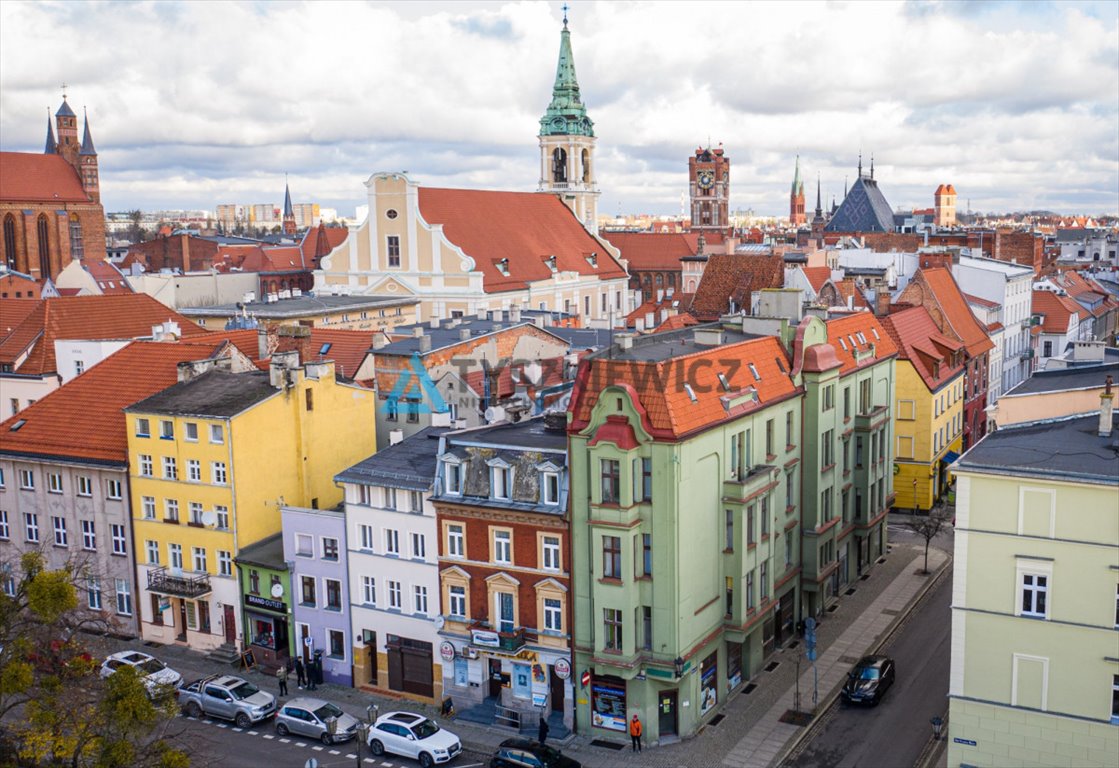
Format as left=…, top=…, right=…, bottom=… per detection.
left=100, top=650, right=182, bottom=694
left=367, top=711, right=461, bottom=767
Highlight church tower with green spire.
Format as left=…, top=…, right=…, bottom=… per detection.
left=537, top=10, right=600, bottom=234
left=789, top=155, right=806, bottom=226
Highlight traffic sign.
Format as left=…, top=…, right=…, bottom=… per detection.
left=305, top=759, right=319, bottom=768
left=580, top=670, right=591, bottom=688
left=807, top=648, right=817, bottom=662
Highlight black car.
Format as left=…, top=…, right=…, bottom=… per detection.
left=841, top=655, right=895, bottom=705
left=490, top=738, right=582, bottom=768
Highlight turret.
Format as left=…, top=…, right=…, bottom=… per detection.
left=78, top=108, right=100, bottom=203
left=282, top=182, right=296, bottom=235
left=44, top=109, right=57, bottom=154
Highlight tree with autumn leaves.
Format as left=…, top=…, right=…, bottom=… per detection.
left=0, top=551, right=189, bottom=767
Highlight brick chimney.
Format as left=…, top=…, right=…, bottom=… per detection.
left=875, top=286, right=890, bottom=316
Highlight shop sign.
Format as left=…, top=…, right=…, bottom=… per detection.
left=553, top=658, right=571, bottom=680
left=246, top=594, right=286, bottom=612
left=439, top=641, right=456, bottom=661
left=700, top=651, right=718, bottom=715
left=590, top=678, right=627, bottom=732
left=472, top=629, right=500, bottom=648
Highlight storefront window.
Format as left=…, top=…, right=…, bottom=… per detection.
left=727, top=642, right=743, bottom=691
left=700, top=651, right=718, bottom=715
left=453, top=656, right=468, bottom=687
left=253, top=618, right=276, bottom=648
left=590, top=675, right=626, bottom=732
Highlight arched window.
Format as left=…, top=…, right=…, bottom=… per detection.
left=37, top=214, right=51, bottom=279
left=552, top=148, right=567, bottom=183
left=581, top=148, right=591, bottom=183
left=2, top=214, right=16, bottom=269
left=68, top=213, right=84, bottom=260
left=655, top=274, right=663, bottom=287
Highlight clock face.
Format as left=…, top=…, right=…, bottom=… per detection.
left=698, top=171, right=714, bottom=191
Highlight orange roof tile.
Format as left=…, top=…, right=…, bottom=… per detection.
left=0, top=152, right=88, bottom=202
left=802, top=266, right=832, bottom=293
left=417, top=188, right=626, bottom=293
left=690, top=252, right=784, bottom=320
left=651, top=313, right=698, bottom=333
left=601, top=232, right=693, bottom=271
left=824, top=313, right=898, bottom=376
left=273, top=328, right=374, bottom=380
left=880, top=306, right=965, bottom=392
left=0, top=298, right=39, bottom=342
left=0, top=340, right=232, bottom=464
left=1031, top=290, right=1082, bottom=333
left=0, top=295, right=207, bottom=376
left=918, top=268, right=994, bottom=358
left=82, top=259, right=134, bottom=294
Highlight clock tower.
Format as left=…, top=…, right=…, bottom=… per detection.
left=689, top=145, right=729, bottom=232
left=538, top=12, right=599, bottom=234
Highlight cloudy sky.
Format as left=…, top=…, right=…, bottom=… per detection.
left=2, top=0, right=1117, bottom=218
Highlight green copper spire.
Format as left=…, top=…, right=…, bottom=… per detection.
left=539, top=16, right=594, bottom=137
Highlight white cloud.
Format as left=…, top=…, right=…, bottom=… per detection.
left=1, top=0, right=1115, bottom=216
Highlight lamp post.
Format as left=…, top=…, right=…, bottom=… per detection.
left=673, top=656, right=685, bottom=678
left=930, top=715, right=944, bottom=741
left=355, top=722, right=369, bottom=762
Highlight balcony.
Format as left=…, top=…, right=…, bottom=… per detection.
left=854, top=404, right=889, bottom=432
left=147, top=566, right=211, bottom=599
left=1019, top=349, right=1034, bottom=360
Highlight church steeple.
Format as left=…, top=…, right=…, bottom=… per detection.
left=80, top=108, right=97, bottom=155
left=789, top=155, right=806, bottom=225
left=44, top=109, right=57, bottom=154
left=77, top=108, right=100, bottom=203
left=537, top=10, right=599, bottom=235
left=282, top=180, right=296, bottom=235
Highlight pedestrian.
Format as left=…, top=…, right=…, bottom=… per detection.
left=537, top=715, right=549, bottom=745
left=629, top=714, right=642, bottom=752
left=295, top=657, right=306, bottom=689
left=308, top=657, right=318, bottom=690
left=276, top=664, right=288, bottom=697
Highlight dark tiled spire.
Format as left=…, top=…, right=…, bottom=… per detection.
left=80, top=108, right=96, bottom=155
left=55, top=98, right=76, bottom=119
left=44, top=108, right=57, bottom=154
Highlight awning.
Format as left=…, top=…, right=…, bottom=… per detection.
left=940, top=451, right=960, bottom=464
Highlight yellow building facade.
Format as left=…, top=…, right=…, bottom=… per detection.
left=127, top=355, right=376, bottom=652
left=892, top=361, right=964, bottom=511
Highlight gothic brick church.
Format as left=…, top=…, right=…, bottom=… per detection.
left=0, top=95, right=107, bottom=280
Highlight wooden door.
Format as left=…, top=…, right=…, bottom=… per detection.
left=223, top=605, right=236, bottom=644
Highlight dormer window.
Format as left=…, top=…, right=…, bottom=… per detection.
left=496, top=258, right=510, bottom=277
left=545, top=255, right=558, bottom=273
left=585, top=252, right=598, bottom=268
left=848, top=335, right=857, bottom=348
left=856, top=332, right=867, bottom=345
left=684, top=383, right=698, bottom=403
left=838, top=337, right=848, bottom=351
left=542, top=472, right=560, bottom=505
left=871, top=328, right=880, bottom=341
left=442, top=455, right=464, bottom=495
left=492, top=465, right=511, bottom=500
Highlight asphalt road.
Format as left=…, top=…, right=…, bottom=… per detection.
left=781, top=563, right=952, bottom=768
left=176, top=712, right=492, bottom=768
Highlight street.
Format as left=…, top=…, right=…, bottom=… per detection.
left=780, top=561, right=952, bottom=768
left=177, top=711, right=491, bottom=768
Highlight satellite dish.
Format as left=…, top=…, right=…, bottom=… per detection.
left=271, top=583, right=284, bottom=599
left=200, top=510, right=218, bottom=529
left=433, top=615, right=445, bottom=630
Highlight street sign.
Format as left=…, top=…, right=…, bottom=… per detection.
left=580, top=670, right=591, bottom=688
left=805, top=618, right=816, bottom=631
left=807, top=648, right=817, bottom=662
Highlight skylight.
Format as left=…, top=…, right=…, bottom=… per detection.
left=10, top=420, right=26, bottom=431
left=717, top=372, right=731, bottom=391
left=319, top=343, right=332, bottom=355
left=748, top=363, right=760, bottom=381
left=684, top=384, right=698, bottom=403
left=838, top=337, right=848, bottom=350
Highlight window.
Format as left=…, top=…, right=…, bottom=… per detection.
left=449, top=585, right=466, bottom=618
left=544, top=598, right=562, bottom=632
left=385, top=529, right=400, bottom=556
left=192, top=547, right=207, bottom=573
left=746, top=570, right=755, bottom=610
left=81, top=520, right=96, bottom=550
left=823, top=384, right=835, bottom=411
left=1021, top=573, right=1048, bottom=618
left=164, top=499, right=179, bottom=523
left=409, top=490, right=422, bottom=513
left=209, top=424, right=224, bottom=444
left=87, top=577, right=102, bottom=610
left=184, top=422, right=198, bottom=441
left=187, top=460, right=201, bottom=482
left=106, top=478, right=122, bottom=500
left=211, top=462, right=227, bottom=484
left=361, top=576, right=376, bottom=605
left=404, top=531, right=424, bottom=560
left=542, top=536, right=561, bottom=571
left=248, top=569, right=260, bottom=594
left=215, top=505, right=229, bottom=530
left=301, top=576, right=316, bottom=606
left=329, top=629, right=345, bottom=659
left=492, top=466, right=511, bottom=500
left=161, top=457, right=177, bottom=480
left=786, top=411, right=795, bottom=447
left=24, top=512, right=38, bottom=542
left=139, top=455, right=152, bottom=477
left=73, top=358, right=85, bottom=376
left=145, top=540, right=159, bottom=565
left=189, top=502, right=203, bottom=525
left=639, top=533, right=652, bottom=577
left=641, top=606, right=653, bottom=650
left=52, top=516, right=68, bottom=546
left=69, top=214, right=83, bottom=259
left=1112, top=675, right=1119, bottom=724
left=542, top=472, right=560, bottom=505
left=413, top=585, right=428, bottom=615
left=761, top=496, right=770, bottom=536
left=168, top=543, right=182, bottom=570
left=358, top=523, right=374, bottom=551
left=387, top=235, right=401, bottom=267
left=760, top=560, right=769, bottom=600
left=820, top=490, right=832, bottom=522
left=296, top=533, right=313, bottom=557
left=859, top=379, right=871, bottom=414
left=160, top=420, right=174, bottom=439
left=388, top=580, right=402, bottom=610
left=600, top=459, right=620, bottom=503
left=603, top=608, right=623, bottom=651
left=634, top=457, right=652, bottom=501
left=445, top=462, right=462, bottom=494
left=493, top=530, right=512, bottom=564
left=843, top=387, right=851, bottom=419
left=447, top=524, right=465, bottom=558
left=218, top=550, right=232, bottom=577
left=765, top=419, right=774, bottom=456
left=305, top=389, right=314, bottom=412
left=785, top=534, right=793, bottom=568
left=48, top=472, right=63, bottom=494
left=77, top=475, right=93, bottom=497
left=0, top=510, right=8, bottom=540
left=135, top=418, right=150, bottom=437
left=385, top=399, right=398, bottom=422
left=325, top=579, right=342, bottom=610
left=322, top=537, right=339, bottom=561
left=855, top=437, right=864, bottom=468
left=602, top=535, right=622, bottom=579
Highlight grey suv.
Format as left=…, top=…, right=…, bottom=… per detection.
left=179, top=675, right=276, bottom=728
left=275, top=698, right=359, bottom=745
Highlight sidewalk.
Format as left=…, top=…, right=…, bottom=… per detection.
left=85, top=540, right=950, bottom=767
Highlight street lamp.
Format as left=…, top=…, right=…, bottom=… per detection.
left=930, top=715, right=944, bottom=741
left=673, top=656, right=685, bottom=678
left=356, top=722, right=369, bottom=762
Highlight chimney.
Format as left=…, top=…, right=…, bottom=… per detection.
left=429, top=318, right=439, bottom=329
left=616, top=333, right=635, bottom=350
left=477, top=308, right=488, bottom=320
left=257, top=328, right=269, bottom=361
left=389, top=429, right=404, bottom=446
left=694, top=328, right=724, bottom=346
left=431, top=411, right=452, bottom=428
left=412, top=327, right=424, bottom=338
left=372, top=334, right=387, bottom=350
left=452, top=418, right=468, bottom=429
left=510, top=306, right=522, bottom=323
left=1100, top=375, right=1114, bottom=437
left=418, top=334, right=432, bottom=353
left=459, top=328, right=472, bottom=341
left=875, top=286, right=890, bottom=316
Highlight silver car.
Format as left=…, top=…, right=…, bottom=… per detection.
left=100, top=650, right=182, bottom=695
left=179, top=675, right=276, bottom=729
left=275, top=698, right=359, bottom=744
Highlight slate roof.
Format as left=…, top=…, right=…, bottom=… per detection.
left=55, top=99, right=76, bottom=118
left=80, top=115, right=96, bottom=155
left=0, top=340, right=233, bottom=465
left=690, top=252, right=785, bottom=320
left=0, top=295, right=206, bottom=376
left=1004, top=361, right=1119, bottom=396
left=544, top=325, right=615, bottom=350
left=825, top=176, right=896, bottom=233
left=601, top=231, right=693, bottom=271
left=416, top=187, right=626, bottom=293
left=378, top=319, right=568, bottom=357
left=235, top=533, right=286, bottom=570
left=0, top=152, right=88, bottom=202
left=956, top=413, right=1119, bottom=484
left=881, top=306, right=965, bottom=392
left=178, top=293, right=417, bottom=319
left=335, top=427, right=448, bottom=491
left=126, top=369, right=278, bottom=418
left=452, top=416, right=568, bottom=453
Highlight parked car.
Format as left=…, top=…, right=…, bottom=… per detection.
left=100, top=651, right=182, bottom=695
left=367, top=711, right=461, bottom=768
left=179, top=674, right=277, bottom=728
left=490, top=737, right=582, bottom=768
left=841, top=654, right=895, bottom=705
left=275, top=697, right=359, bottom=745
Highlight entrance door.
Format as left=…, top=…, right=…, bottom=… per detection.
left=488, top=658, right=503, bottom=699
left=658, top=690, right=677, bottom=738
left=549, top=666, right=565, bottom=711
left=198, top=601, right=211, bottom=634
left=177, top=600, right=188, bottom=641
left=223, top=605, right=236, bottom=644
left=363, top=631, right=378, bottom=685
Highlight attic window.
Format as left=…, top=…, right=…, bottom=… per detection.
left=748, top=363, right=760, bottom=381
left=775, top=357, right=787, bottom=374
left=871, top=328, right=880, bottom=341
left=586, top=252, right=598, bottom=268
left=684, top=384, right=698, bottom=403
left=496, top=258, right=510, bottom=277
left=10, top=419, right=26, bottom=431
left=385, top=209, right=398, bottom=220
left=838, top=337, right=848, bottom=350
left=717, top=372, right=731, bottom=391
left=848, top=335, right=857, bottom=348
left=545, top=255, right=558, bottom=273
left=319, top=343, right=332, bottom=355
left=856, top=332, right=867, bottom=344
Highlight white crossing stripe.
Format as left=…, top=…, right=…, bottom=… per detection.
left=329, top=750, right=341, bottom=755
left=279, top=738, right=291, bottom=743
left=263, top=734, right=275, bottom=739
left=232, top=728, right=243, bottom=732
left=312, top=746, right=323, bottom=751
left=248, top=730, right=259, bottom=736
left=217, top=724, right=228, bottom=729
left=295, top=742, right=307, bottom=747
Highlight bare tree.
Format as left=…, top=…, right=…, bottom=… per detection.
left=905, top=508, right=951, bottom=574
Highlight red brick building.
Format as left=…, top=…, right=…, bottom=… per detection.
left=0, top=98, right=106, bottom=279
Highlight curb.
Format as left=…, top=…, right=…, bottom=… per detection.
left=914, top=709, right=949, bottom=768
left=771, top=552, right=954, bottom=768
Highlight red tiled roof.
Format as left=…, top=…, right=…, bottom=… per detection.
left=651, top=313, right=698, bottom=333
left=197, top=329, right=267, bottom=367
left=690, top=252, right=784, bottom=320
left=83, top=259, right=134, bottom=294
left=963, top=293, right=999, bottom=309
left=918, top=268, right=994, bottom=357
left=0, top=340, right=232, bottom=463
left=273, top=328, right=375, bottom=380
left=0, top=298, right=39, bottom=342
left=880, top=306, right=965, bottom=392
left=825, top=313, right=898, bottom=376
left=417, top=188, right=627, bottom=293
left=0, top=295, right=207, bottom=376
left=1031, top=290, right=1081, bottom=333
left=570, top=335, right=798, bottom=439
left=601, top=232, right=693, bottom=271
left=802, top=266, right=832, bottom=293
left=0, top=152, right=88, bottom=203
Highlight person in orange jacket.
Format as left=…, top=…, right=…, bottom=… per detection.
left=629, top=713, right=642, bottom=752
